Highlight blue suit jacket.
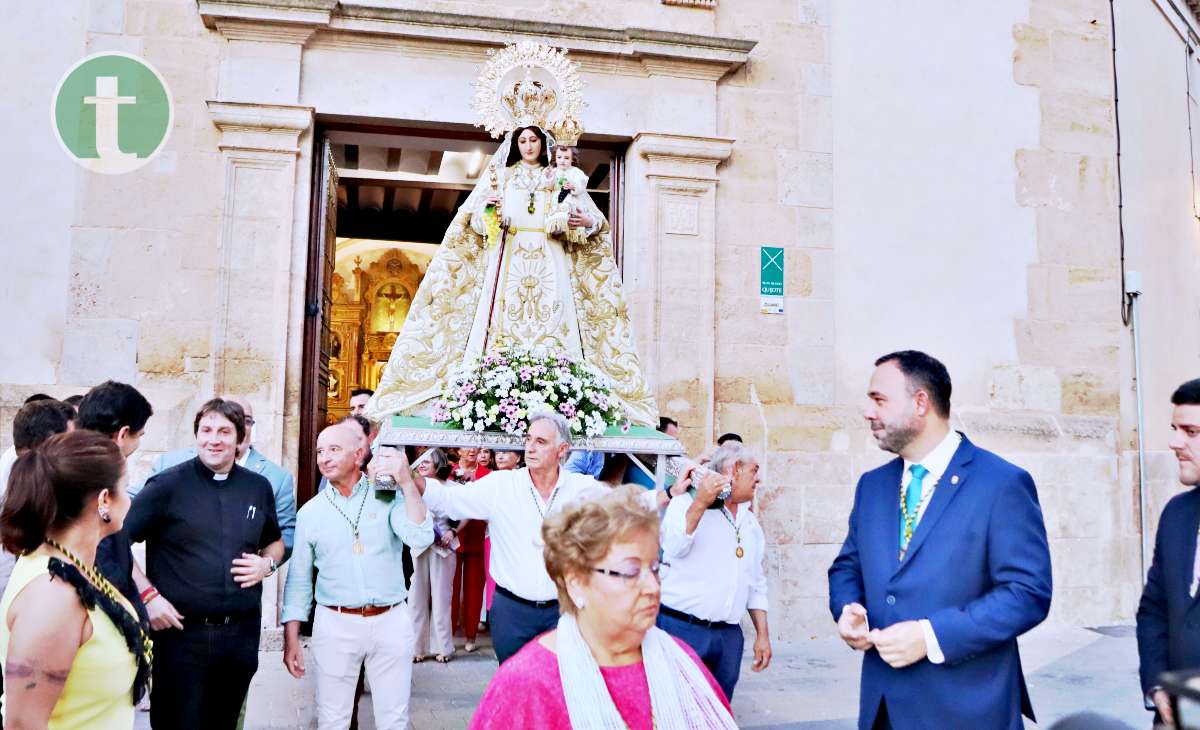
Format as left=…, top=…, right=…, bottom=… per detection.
left=1137, top=488, right=1200, bottom=704
left=828, top=434, right=1052, bottom=730
left=135, top=447, right=298, bottom=559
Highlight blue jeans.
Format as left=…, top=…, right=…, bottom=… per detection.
left=656, top=608, right=745, bottom=700
left=490, top=587, right=560, bottom=664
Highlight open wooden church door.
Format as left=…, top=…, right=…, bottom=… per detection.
left=298, top=140, right=338, bottom=505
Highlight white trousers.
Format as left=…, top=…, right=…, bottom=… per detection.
left=311, top=604, right=414, bottom=730
left=409, top=548, right=456, bottom=657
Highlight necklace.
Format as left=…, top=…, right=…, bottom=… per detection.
left=326, top=483, right=369, bottom=554
left=511, top=163, right=542, bottom=214
left=45, top=538, right=154, bottom=669
left=718, top=508, right=744, bottom=559
left=897, top=474, right=938, bottom=560
left=528, top=479, right=560, bottom=548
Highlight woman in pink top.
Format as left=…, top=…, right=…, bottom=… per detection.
left=483, top=449, right=522, bottom=614
left=469, top=486, right=737, bottom=730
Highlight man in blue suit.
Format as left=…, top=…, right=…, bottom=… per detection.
left=828, top=350, right=1052, bottom=730
left=134, top=395, right=297, bottom=559
left=1136, top=377, right=1200, bottom=728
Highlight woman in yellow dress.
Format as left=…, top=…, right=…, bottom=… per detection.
left=0, top=430, right=151, bottom=729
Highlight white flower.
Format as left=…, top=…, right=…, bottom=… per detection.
left=473, top=421, right=486, bottom=432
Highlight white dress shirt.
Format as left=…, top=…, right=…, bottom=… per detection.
left=411, top=484, right=457, bottom=560
left=659, top=492, right=769, bottom=624
left=422, top=467, right=617, bottom=602
left=901, top=428, right=962, bottom=664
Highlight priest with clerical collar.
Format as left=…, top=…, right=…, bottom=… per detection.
left=124, top=397, right=284, bottom=730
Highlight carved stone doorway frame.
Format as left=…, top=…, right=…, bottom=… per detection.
left=198, top=1, right=754, bottom=500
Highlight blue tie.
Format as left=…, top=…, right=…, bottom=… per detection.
left=900, top=464, right=929, bottom=550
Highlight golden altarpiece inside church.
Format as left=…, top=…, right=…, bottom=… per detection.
left=326, top=246, right=426, bottom=423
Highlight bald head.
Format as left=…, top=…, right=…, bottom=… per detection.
left=223, top=394, right=252, bottom=419
left=316, top=422, right=366, bottom=485
left=318, top=421, right=361, bottom=449
left=221, top=394, right=254, bottom=455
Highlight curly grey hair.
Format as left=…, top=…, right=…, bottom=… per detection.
left=708, top=442, right=755, bottom=475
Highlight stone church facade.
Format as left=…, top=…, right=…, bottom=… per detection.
left=3, top=0, right=1199, bottom=638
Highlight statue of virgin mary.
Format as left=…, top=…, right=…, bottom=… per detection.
left=365, top=42, right=658, bottom=426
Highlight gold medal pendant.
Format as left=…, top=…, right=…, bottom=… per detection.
left=527, top=191, right=536, bottom=214
left=735, top=545, right=745, bottom=559
left=353, top=540, right=364, bottom=555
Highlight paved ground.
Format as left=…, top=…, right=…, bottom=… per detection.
left=136, top=621, right=1152, bottom=729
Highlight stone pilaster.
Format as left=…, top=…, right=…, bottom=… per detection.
left=205, top=100, right=312, bottom=459
left=1010, top=2, right=1134, bottom=625
left=624, top=133, right=733, bottom=452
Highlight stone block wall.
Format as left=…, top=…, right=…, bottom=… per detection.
left=698, top=0, right=1142, bottom=642
left=711, top=0, right=841, bottom=640
left=1, top=0, right=229, bottom=482
left=1010, top=0, right=1140, bottom=624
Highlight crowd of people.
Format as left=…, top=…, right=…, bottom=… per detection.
left=1, top=354, right=1199, bottom=729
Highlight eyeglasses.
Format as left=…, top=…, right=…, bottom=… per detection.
left=592, top=560, right=668, bottom=584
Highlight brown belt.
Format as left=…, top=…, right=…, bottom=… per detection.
left=323, top=603, right=396, bottom=617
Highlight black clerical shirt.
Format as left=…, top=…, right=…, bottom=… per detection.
left=125, top=457, right=281, bottom=619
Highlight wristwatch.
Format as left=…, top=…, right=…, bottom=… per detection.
left=266, top=556, right=278, bottom=576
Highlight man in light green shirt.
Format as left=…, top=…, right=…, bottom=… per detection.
left=282, top=422, right=432, bottom=730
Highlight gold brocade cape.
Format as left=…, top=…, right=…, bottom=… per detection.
left=364, top=167, right=658, bottom=427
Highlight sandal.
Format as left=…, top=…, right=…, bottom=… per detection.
left=464, top=642, right=477, bottom=653
left=434, top=654, right=452, bottom=664
left=413, top=654, right=430, bottom=664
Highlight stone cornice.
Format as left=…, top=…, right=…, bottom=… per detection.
left=212, top=17, right=321, bottom=43
left=197, top=1, right=756, bottom=79
left=199, top=0, right=337, bottom=29
left=206, top=100, right=314, bottom=154
left=636, top=136, right=735, bottom=162
left=633, top=132, right=735, bottom=180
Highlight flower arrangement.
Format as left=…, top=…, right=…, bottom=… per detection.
left=430, top=347, right=626, bottom=438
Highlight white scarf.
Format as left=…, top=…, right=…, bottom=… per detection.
left=556, top=612, right=738, bottom=730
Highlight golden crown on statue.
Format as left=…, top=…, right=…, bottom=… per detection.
left=472, top=41, right=585, bottom=146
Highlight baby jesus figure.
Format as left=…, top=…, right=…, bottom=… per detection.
left=543, top=145, right=591, bottom=246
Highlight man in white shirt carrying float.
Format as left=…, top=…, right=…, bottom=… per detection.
left=418, top=409, right=664, bottom=663
left=656, top=441, right=773, bottom=701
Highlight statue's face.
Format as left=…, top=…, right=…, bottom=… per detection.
left=517, top=128, right=542, bottom=163
left=555, top=147, right=574, bottom=169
